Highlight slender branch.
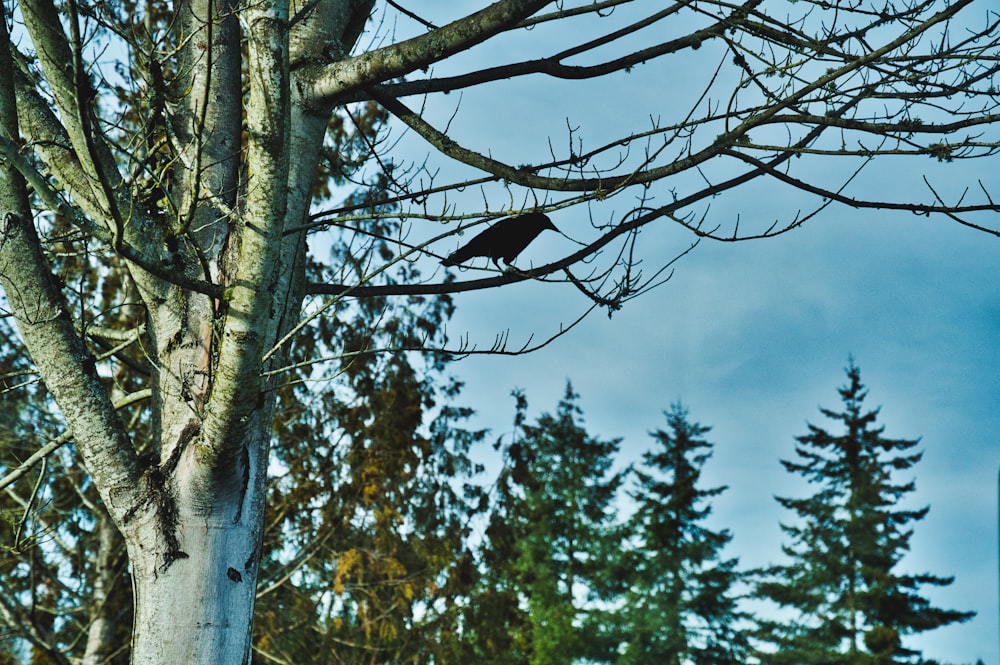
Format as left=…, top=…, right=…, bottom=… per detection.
left=371, top=1, right=748, bottom=101
left=0, top=390, right=151, bottom=493
left=0, top=134, right=223, bottom=297
left=721, top=148, right=1000, bottom=236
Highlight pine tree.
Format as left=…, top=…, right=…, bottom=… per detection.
left=617, top=403, right=750, bottom=665
left=469, top=384, right=627, bottom=665
left=754, top=360, right=974, bottom=664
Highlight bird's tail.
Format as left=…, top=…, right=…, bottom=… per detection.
left=441, top=248, right=471, bottom=266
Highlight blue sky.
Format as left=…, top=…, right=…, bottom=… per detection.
left=367, top=3, right=1000, bottom=662
left=442, top=211, right=998, bottom=664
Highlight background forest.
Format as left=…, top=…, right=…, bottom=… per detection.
left=0, top=328, right=985, bottom=665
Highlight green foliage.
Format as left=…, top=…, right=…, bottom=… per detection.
left=3, top=285, right=980, bottom=665
left=617, top=403, right=749, bottom=665
left=753, top=360, right=974, bottom=664
left=253, top=347, right=486, bottom=664
left=468, top=384, right=627, bottom=665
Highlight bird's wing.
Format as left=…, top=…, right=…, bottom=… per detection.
left=441, top=223, right=501, bottom=265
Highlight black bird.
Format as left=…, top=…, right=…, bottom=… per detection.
left=442, top=212, right=558, bottom=268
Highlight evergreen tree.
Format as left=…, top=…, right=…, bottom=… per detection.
left=617, top=403, right=750, bottom=665
left=754, top=360, right=974, bottom=664
left=469, top=384, right=627, bottom=665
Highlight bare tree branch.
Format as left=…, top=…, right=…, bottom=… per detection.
left=307, top=0, right=554, bottom=105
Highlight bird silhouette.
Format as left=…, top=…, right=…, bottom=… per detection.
left=442, top=212, right=558, bottom=268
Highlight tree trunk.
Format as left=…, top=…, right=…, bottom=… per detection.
left=121, top=410, right=270, bottom=665
left=126, top=499, right=263, bottom=664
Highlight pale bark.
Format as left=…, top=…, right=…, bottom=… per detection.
left=0, top=16, right=142, bottom=528
left=126, top=495, right=263, bottom=664
left=308, top=0, right=553, bottom=103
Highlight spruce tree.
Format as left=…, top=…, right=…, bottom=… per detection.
left=469, top=384, right=627, bottom=665
left=617, top=403, right=750, bottom=665
left=754, top=360, right=973, bottom=664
